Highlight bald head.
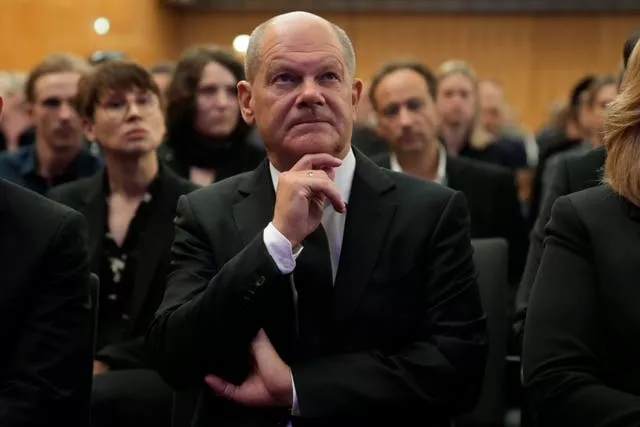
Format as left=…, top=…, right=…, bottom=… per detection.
left=244, top=12, right=356, bottom=83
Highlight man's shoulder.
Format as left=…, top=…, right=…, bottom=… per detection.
left=1, top=178, right=82, bottom=230
left=564, top=146, right=606, bottom=185
left=48, top=175, right=96, bottom=203
left=380, top=166, right=456, bottom=204
left=449, top=155, right=511, bottom=181
left=0, top=147, right=28, bottom=172
left=182, top=168, right=257, bottom=207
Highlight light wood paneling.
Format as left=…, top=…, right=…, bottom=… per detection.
left=0, top=3, right=638, bottom=128
left=175, top=11, right=640, bottom=128
left=0, top=0, right=176, bottom=71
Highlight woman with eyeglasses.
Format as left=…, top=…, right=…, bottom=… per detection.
left=48, top=60, right=198, bottom=427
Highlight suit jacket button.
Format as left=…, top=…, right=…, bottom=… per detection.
left=256, top=276, right=265, bottom=286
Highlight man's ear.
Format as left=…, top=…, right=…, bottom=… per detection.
left=0, top=96, right=3, bottom=117
left=237, top=80, right=255, bottom=125
left=351, top=78, right=364, bottom=119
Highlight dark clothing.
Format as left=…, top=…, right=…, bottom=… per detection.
left=49, top=167, right=198, bottom=369
left=0, top=178, right=92, bottom=427
left=50, top=167, right=197, bottom=427
left=96, top=172, right=162, bottom=351
left=147, top=150, right=487, bottom=427
left=159, top=133, right=264, bottom=183
left=527, top=136, right=583, bottom=226
left=523, top=184, right=640, bottom=426
left=0, top=145, right=102, bottom=194
left=350, top=124, right=389, bottom=158
left=91, top=369, right=173, bottom=427
left=373, top=152, right=528, bottom=286
left=0, top=126, right=36, bottom=152
left=515, top=146, right=605, bottom=346
left=455, top=137, right=528, bottom=171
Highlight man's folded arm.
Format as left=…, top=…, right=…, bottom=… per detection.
left=146, top=195, right=285, bottom=389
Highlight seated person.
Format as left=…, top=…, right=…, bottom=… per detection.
left=522, top=41, right=640, bottom=426
left=50, top=60, right=198, bottom=427
left=0, top=54, right=102, bottom=194
left=369, top=60, right=527, bottom=285
left=0, top=164, right=92, bottom=424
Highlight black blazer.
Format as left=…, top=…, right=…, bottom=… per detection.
left=49, top=168, right=198, bottom=369
left=373, top=152, right=528, bottom=285
left=0, top=179, right=92, bottom=427
left=523, top=184, right=640, bottom=426
left=515, top=146, right=605, bottom=343
left=147, top=150, right=487, bottom=427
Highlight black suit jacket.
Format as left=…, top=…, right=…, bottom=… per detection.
left=0, top=179, right=92, bottom=427
left=49, top=168, right=198, bottom=369
left=147, top=150, right=487, bottom=426
left=373, top=152, right=528, bottom=286
left=514, top=146, right=605, bottom=344
left=523, top=184, right=640, bottom=426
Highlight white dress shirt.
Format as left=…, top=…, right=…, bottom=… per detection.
left=389, top=143, right=448, bottom=186
left=261, top=148, right=356, bottom=417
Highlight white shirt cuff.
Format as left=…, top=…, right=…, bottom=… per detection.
left=291, top=372, right=300, bottom=415
left=263, top=222, right=303, bottom=274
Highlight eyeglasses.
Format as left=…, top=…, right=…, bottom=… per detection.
left=97, top=92, right=159, bottom=118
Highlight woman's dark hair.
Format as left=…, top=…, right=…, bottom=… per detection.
left=165, top=45, right=250, bottom=141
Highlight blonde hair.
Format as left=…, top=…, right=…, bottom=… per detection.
left=604, top=40, right=640, bottom=204
left=436, top=60, right=492, bottom=149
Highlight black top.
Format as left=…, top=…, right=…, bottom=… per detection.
left=97, top=171, right=162, bottom=351
left=523, top=184, right=640, bottom=426
left=0, top=178, right=92, bottom=427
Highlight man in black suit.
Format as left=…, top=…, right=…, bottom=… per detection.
left=0, top=143, right=92, bottom=424
left=49, top=61, right=197, bottom=427
left=147, top=11, right=487, bottom=427
left=368, top=60, right=527, bottom=286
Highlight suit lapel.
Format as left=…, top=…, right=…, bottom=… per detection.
left=333, top=151, right=397, bottom=325
left=129, top=172, right=181, bottom=324
left=79, top=172, right=106, bottom=273
left=232, top=161, right=276, bottom=246
left=444, top=155, right=465, bottom=191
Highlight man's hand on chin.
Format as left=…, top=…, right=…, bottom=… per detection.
left=205, top=329, right=294, bottom=408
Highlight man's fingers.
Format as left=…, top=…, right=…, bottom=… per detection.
left=306, top=178, right=346, bottom=213
left=205, top=375, right=237, bottom=400
left=289, top=153, right=342, bottom=172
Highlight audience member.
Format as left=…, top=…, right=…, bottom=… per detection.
left=368, top=59, right=527, bottom=285
left=49, top=60, right=198, bottom=427
left=522, top=38, right=640, bottom=427
left=0, top=54, right=102, bottom=193
left=1, top=89, right=92, bottom=426
left=159, top=45, right=264, bottom=186
left=147, top=12, right=487, bottom=427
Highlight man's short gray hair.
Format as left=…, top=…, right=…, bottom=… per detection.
left=244, top=17, right=356, bottom=83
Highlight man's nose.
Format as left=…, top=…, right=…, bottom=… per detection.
left=296, top=79, right=325, bottom=107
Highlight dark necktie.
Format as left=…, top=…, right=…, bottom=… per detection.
left=293, top=224, right=334, bottom=359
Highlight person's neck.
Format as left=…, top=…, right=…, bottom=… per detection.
left=35, top=138, right=81, bottom=180
left=395, top=142, right=439, bottom=181
left=440, top=124, right=469, bottom=157
left=106, top=152, right=158, bottom=197
left=591, top=131, right=604, bottom=147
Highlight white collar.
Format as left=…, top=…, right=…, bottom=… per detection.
left=389, top=143, right=447, bottom=185
left=269, top=148, right=356, bottom=206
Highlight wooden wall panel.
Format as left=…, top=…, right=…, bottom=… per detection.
left=175, top=11, right=640, bottom=128
left=0, top=2, right=638, bottom=128
left=0, top=0, right=176, bottom=71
